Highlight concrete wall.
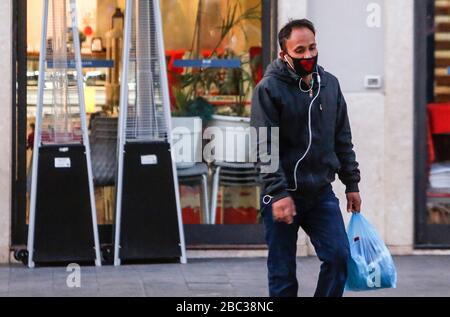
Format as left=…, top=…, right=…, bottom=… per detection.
left=278, top=0, right=415, bottom=255
left=278, top=0, right=308, bottom=29
left=0, top=0, right=12, bottom=263
left=383, top=0, right=414, bottom=254
left=308, top=0, right=384, bottom=92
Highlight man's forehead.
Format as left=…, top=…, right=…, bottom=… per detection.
left=286, top=28, right=316, bottom=48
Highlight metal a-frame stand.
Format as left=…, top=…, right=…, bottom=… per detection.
left=27, top=0, right=101, bottom=267
left=113, top=0, right=187, bottom=265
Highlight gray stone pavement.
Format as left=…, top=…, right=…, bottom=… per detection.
left=0, top=256, right=449, bottom=297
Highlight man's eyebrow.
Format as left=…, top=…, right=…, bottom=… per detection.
left=293, top=45, right=306, bottom=50
left=293, top=43, right=317, bottom=50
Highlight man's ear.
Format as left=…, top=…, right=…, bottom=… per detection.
left=279, top=51, right=286, bottom=60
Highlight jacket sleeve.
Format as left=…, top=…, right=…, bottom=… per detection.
left=335, top=83, right=361, bottom=193
left=250, top=84, right=290, bottom=203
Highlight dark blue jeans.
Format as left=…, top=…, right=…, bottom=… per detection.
left=262, top=184, right=350, bottom=297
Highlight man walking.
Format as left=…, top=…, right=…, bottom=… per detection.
left=251, top=19, right=362, bottom=297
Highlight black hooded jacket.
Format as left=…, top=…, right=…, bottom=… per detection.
left=250, top=59, right=361, bottom=202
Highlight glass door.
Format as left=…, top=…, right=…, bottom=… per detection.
left=415, top=0, right=450, bottom=247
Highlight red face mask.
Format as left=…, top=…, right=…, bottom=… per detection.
left=285, top=54, right=318, bottom=77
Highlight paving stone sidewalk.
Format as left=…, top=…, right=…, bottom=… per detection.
left=0, top=256, right=449, bottom=297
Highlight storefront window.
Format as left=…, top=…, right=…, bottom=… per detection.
left=426, top=0, right=450, bottom=227
left=161, top=0, right=263, bottom=226
left=20, top=0, right=266, bottom=246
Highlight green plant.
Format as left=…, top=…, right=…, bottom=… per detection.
left=172, top=88, right=215, bottom=122
left=214, top=50, right=254, bottom=117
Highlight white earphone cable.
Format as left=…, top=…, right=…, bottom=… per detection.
left=263, top=67, right=321, bottom=205
left=287, top=74, right=321, bottom=193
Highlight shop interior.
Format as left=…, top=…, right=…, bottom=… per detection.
left=426, top=0, right=450, bottom=227
left=24, top=0, right=264, bottom=241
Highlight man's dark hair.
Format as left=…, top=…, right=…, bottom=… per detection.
left=278, top=19, right=316, bottom=51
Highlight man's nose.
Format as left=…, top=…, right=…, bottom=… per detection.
left=305, top=48, right=317, bottom=59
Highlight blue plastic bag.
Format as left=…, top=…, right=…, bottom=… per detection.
left=345, top=213, right=397, bottom=292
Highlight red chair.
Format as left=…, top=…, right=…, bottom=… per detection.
left=427, top=103, right=450, bottom=134
left=427, top=103, right=450, bottom=161
left=249, top=46, right=263, bottom=85
left=166, top=49, right=186, bottom=110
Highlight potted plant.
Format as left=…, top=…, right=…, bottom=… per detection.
left=206, top=50, right=254, bottom=162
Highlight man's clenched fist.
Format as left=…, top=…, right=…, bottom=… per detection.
left=272, top=196, right=296, bottom=224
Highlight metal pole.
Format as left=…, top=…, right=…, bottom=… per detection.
left=27, top=0, right=50, bottom=269
left=114, top=0, right=133, bottom=266
left=153, top=0, right=187, bottom=264
left=70, top=0, right=102, bottom=267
